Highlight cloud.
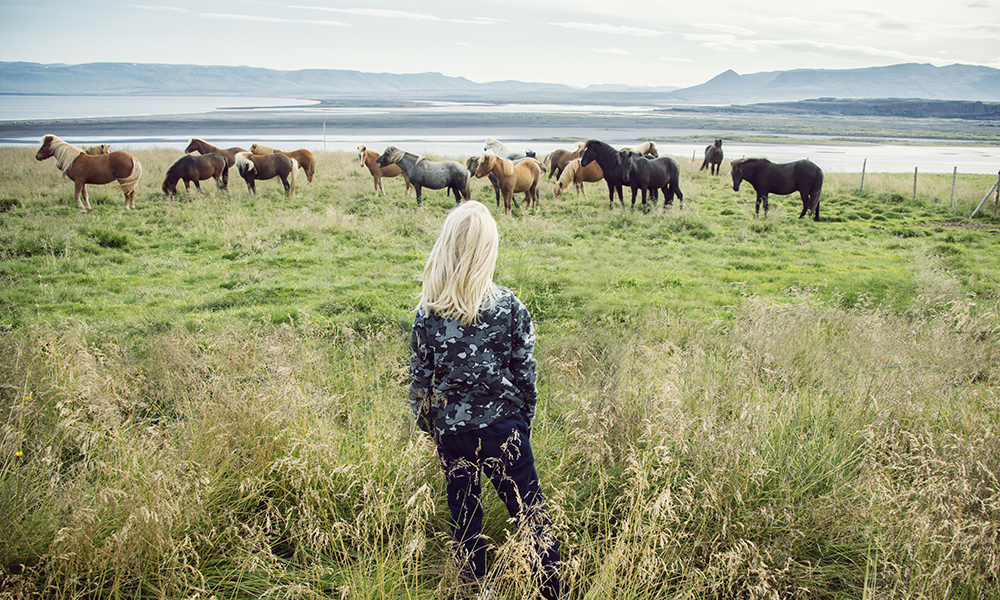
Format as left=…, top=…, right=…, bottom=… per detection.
left=659, top=56, right=695, bottom=63
left=690, top=23, right=756, bottom=37
left=128, top=4, right=190, bottom=13
left=250, top=2, right=499, bottom=25
left=552, top=22, right=662, bottom=36
left=683, top=33, right=758, bottom=53
left=199, top=13, right=349, bottom=27
left=592, top=48, right=631, bottom=55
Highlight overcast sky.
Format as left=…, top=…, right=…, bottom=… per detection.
left=2, top=0, right=997, bottom=89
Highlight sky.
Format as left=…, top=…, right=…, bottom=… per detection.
left=1, top=0, right=998, bottom=89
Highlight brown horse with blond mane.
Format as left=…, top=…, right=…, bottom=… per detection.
left=235, top=151, right=297, bottom=197
left=553, top=158, right=603, bottom=199
left=358, top=145, right=413, bottom=196
left=474, top=154, right=541, bottom=213
left=250, top=143, right=316, bottom=183
left=36, top=135, right=143, bottom=212
left=83, top=144, right=110, bottom=155
left=543, top=141, right=585, bottom=182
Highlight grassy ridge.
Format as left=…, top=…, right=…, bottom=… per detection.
left=1, top=147, right=999, bottom=599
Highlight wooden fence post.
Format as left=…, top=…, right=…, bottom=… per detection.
left=860, top=159, right=866, bottom=193
left=913, top=167, right=918, bottom=200
left=950, top=167, right=957, bottom=208
left=970, top=171, right=1000, bottom=219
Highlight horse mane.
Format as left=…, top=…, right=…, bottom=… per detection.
left=235, top=151, right=255, bottom=172
left=556, top=159, right=580, bottom=190
left=499, top=156, right=514, bottom=177
left=250, top=143, right=275, bottom=155
left=584, top=140, right=618, bottom=163
left=44, top=135, right=83, bottom=174
left=635, top=141, right=657, bottom=155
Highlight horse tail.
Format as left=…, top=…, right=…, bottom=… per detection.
left=118, top=158, right=143, bottom=195
left=464, top=170, right=472, bottom=201
left=222, top=159, right=229, bottom=188
left=811, top=168, right=824, bottom=217
left=289, top=158, right=298, bottom=197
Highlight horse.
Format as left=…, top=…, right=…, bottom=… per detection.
left=234, top=151, right=297, bottom=197
left=374, top=147, right=470, bottom=207
left=250, top=143, right=316, bottom=183
left=731, top=158, right=824, bottom=221
left=35, top=134, right=143, bottom=212
left=579, top=140, right=627, bottom=209
left=83, top=144, right=110, bottom=155
left=358, top=145, right=413, bottom=197
left=634, top=140, right=659, bottom=157
left=484, top=138, right=537, bottom=161
left=161, top=152, right=228, bottom=199
left=700, top=139, right=723, bottom=175
left=474, top=154, right=541, bottom=213
left=466, top=155, right=505, bottom=208
left=619, top=152, right=684, bottom=210
left=544, top=141, right=585, bottom=181
left=552, top=158, right=603, bottom=199
left=184, top=138, right=246, bottom=168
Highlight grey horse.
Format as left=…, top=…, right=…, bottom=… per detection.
left=375, top=147, right=471, bottom=206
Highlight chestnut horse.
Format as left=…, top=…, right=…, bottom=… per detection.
left=184, top=138, right=246, bottom=168
left=553, top=158, right=603, bottom=199
left=543, top=141, right=585, bottom=181
left=83, top=144, right=110, bottom=155
left=162, top=153, right=228, bottom=199
left=634, top=140, right=659, bottom=157
left=475, top=154, right=541, bottom=213
left=35, top=135, right=143, bottom=212
left=358, top=145, right=413, bottom=196
left=235, top=152, right=297, bottom=197
left=249, top=143, right=316, bottom=183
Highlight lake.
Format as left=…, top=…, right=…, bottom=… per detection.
left=2, top=95, right=998, bottom=174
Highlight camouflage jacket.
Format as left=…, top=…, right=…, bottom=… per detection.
left=408, top=287, right=538, bottom=437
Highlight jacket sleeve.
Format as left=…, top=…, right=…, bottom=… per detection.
left=408, top=312, right=435, bottom=433
left=509, top=297, right=538, bottom=422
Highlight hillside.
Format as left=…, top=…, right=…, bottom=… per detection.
left=2, top=61, right=999, bottom=104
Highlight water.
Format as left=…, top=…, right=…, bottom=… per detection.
left=2, top=96, right=998, bottom=174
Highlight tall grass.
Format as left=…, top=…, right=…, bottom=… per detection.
left=1, top=146, right=998, bottom=599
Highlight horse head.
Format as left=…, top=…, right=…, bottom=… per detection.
left=184, top=138, right=202, bottom=154
left=35, top=135, right=57, bottom=161
left=484, top=138, right=501, bottom=153
left=714, top=139, right=723, bottom=149
left=375, top=146, right=401, bottom=168
left=730, top=158, right=745, bottom=191
left=235, top=152, right=256, bottom=174
left=474, top=154, right=495, bottom=178
left=579, top=141, right=598, bottom=168
left=358, top=145, right=368, bottom=167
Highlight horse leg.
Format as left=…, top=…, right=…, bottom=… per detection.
left=755, top=194, right=763, bottom=218
left=281, top=175, right=291, bottom=197
left=415, top=185, right=422, bottom=207
left=73, top=181, right=91, bottom=212
left=246, top=177, right=257, bottom=197
left=193, top=180, right=203, bottom=196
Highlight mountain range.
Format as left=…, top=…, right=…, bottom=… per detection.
left=2, top=61, right=1000, bottom=105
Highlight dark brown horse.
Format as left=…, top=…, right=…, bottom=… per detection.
left=358, top=145, right=413, bottom=196
left=235, top=151, right=297, bottom=197
left=162, top=153, right=229, bottom=199
left=250, top=143, right=316, bottom=183
left=184, top=138, right=246, bottom=168
left=35, top=134, right=143, bottom=212
left=700, top=139, right=723, bottom=175
left=731, top=158, right=824, bottom=220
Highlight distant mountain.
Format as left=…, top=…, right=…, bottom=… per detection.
left=2, top=61, right=999, bottom=104
left=664, top=63, right=1000, bottom=103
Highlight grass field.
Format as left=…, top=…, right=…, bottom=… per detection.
left=1, top=146, right=999, bottom=599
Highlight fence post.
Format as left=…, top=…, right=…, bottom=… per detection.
left=860, top=159, right=867, bottom=193
left=950, top=167, right=957, bottom=208
left=913, top=167, right=918, bottom=200
left=970, top=172, right=1000, bottom=218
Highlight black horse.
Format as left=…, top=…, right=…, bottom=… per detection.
left=731, top=158, right=823, bottom=221
left=700, top=139, right=723, bottom=175
left=620, top=152, right=684, bottom=210
left=579, top=140, right=626, bottom=209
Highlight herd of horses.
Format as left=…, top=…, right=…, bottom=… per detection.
left=34, top=134, right=824, bottom=221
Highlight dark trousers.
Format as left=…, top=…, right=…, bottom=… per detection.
left=436, top=413, right=562, bottom=599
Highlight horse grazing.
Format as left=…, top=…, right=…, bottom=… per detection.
left=544, top=141, right=585, bottom=181
left=484, top=138, right=537, bottom=161
left=731, top=158, right=823, bottom=221
left=620, top=152, right=684, bottom=210
left=250, top=143, right=316, bottom=183
left=700, top=139, right=723, bottom=175
left=35, top=134, right=143, bottom=212
left=235, top=151, right=297, bottom=197
left=162, top=153, right=229, bottom=199
left=375, top=147, right=470, bottom=207
left=184, top=138, right=246, bottom=168
left=358, top=145, right=413, bottom=196
left=83, top=144, right=110, bottom=155
left=475, top=154, right=541, bottom=213
left=553, top=159, right=603, bottom=199
left=579, top=139, right=627, bottom=209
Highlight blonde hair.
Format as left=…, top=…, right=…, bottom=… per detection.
left=419, top=201, right=500, bottom=325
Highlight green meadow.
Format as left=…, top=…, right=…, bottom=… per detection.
left=1, top=146, right=998, bottom=599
